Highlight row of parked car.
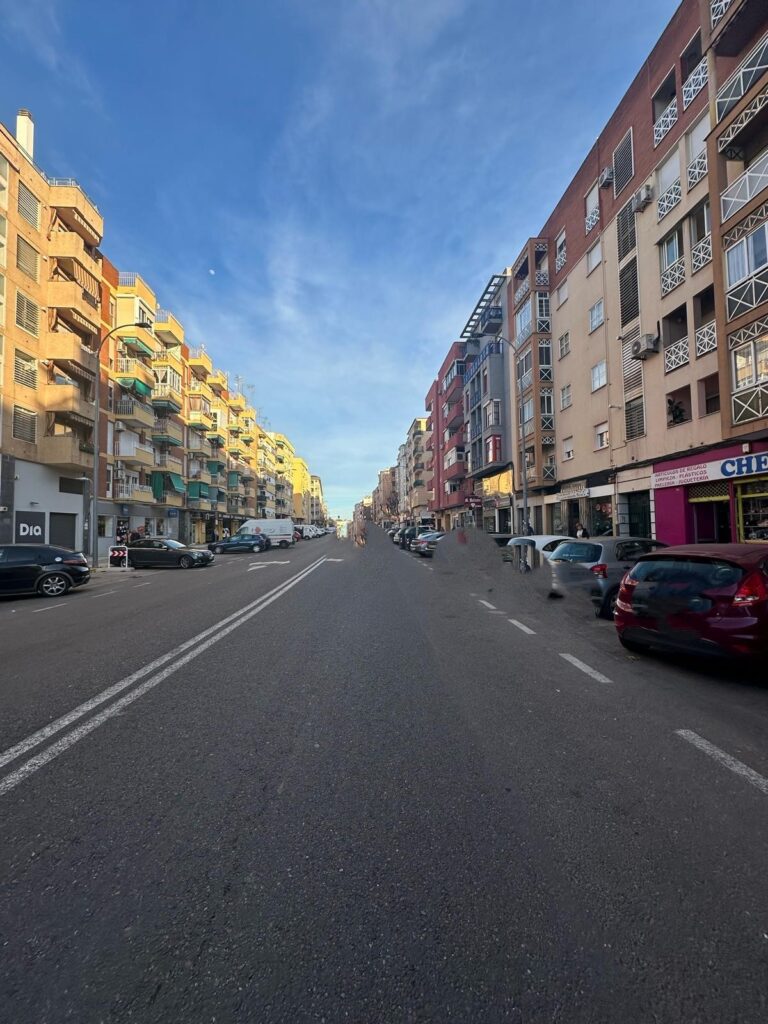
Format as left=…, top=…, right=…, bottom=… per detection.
left=388, top=525, right=445, bottom=558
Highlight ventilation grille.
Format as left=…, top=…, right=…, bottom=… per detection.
left=14, top=349, right=37, bottom=389
left=617, top=201, right=637, bottom=262
left=625, top=396, right=645, bottom=441
left=613, top=130, right=635, bottom=197
left=619, top=258, right=640, bottom=327
left=16, top=236, right=39, bottom=281
left=17, top=183, right=40, bottom=229
left=622, top=327, right=643, bottom=395
left=12, top=405, right=37, bottom=443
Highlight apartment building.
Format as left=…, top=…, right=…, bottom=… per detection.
left=269, top=432, right=295, bottom=518
left=395, top=444, right=408, bottom=521
left=290, top=454, right=311, bottom=523
left=310, top=474, right=326, bottom=525
left=404, top=417, right=430, bottom=520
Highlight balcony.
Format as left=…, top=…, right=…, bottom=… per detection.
left=442, top=372, right=464, bottom=403
left=188, top=466, right=212, bottom=486
left=585, top=207, right=600, bottom=233
left=682, top=57, right=708, bottom=110
left=515, top=321, right=533, bottom=348
left=664, top=336, right=690, bottom=373
left=695, top=320, right=718, bottom=356
left=534, top=270, right=549, bottom=287
left=687, top=149, right=708, bottom=190
left=209, top=368, right=228, bottom=393
left=152, top=348, right=184, bottom=376
left=716, top=31, right=768, bottom=121
left=115, top=356, right=155, bottom=389
left=188, top=346, right=213, bottom=379
left=478, top=305, right=503, bottom=335
left=444, top=460, right=466, bottom=481
left=692, top=234, right=713, bottom=273
left=227, top=441, right=243, bottom=458
left=726, top=265, right=768, bottom=320
left=44, top=382, right=95, bottom=421
left=48, top=279, right=100, bottom=335
left=48, top=231, right=100, bottom=276
left=160, top=491, right=185, bottom=509
left=154, top=309, right=184, bottom=347
left=732, top=381, right=768, bottom=424
left=189, top=409, right=213, bottom=430
left=661, top=256, right=686, bottom=296
left=151, top=382, right=183, bottom=412
left=155, top=452, right=184, bottom=473
left=115, top=482, right=154, bottom=504
left=657, top=178, right=682, bottom=221
left=444, top=403, right=464, bottom=430
left=228, top=500, right=244, bottom=515
left=49, top=180, right=103, bottom=245
left=555, top=248, right=567, bottom=273
left=721, top=148, right=768, bottom=222
left=514, top=279, right=530, bottom=306
left=115, top=398, right=154, bottom=430
left=187, top=433, right=213, bottom=458
left=711, top=0, right=735, bottom=27
left=653, top=96, right=678, bottom=147
left=47, top=332, right=97, bottom=375
left=116, top=442, right=155, bottom=469
left=151, top=418, right=184, bottom=446
left=38, top=434, right=93, bottom=472
left=228, top=392, right=245, bottom=412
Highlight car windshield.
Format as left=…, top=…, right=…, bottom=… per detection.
left=164, top=540, right=185, bottom=549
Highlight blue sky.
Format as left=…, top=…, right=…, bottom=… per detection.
left=0, top=0, right=676, bottom=518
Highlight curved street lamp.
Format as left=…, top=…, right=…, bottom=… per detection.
left=90, top=320, right=152, bottom=568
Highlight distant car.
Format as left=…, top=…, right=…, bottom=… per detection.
left=549, top=537, right=668, bottom=618
left=0, top=544, right=90, bottom=597
left=387, top=527, right=398, bottom=538
left=400, top=526, right=432, bottom=550
left=615, top=543, right=768, bottom=660
left=207, top=533, right=268, bottom=555
left=503, top=534, right=571, bottom=566
left=127, top=538, right=214, bottom=569
left=413, top=531, right=444, bottom=557
left=392, top=529, right=405, bottom=544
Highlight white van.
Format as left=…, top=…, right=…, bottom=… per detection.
left=237, top=519, right=295, bottom=549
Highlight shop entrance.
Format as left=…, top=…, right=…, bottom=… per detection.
left=627, top=491, right=651, bottom=537
left=49, top=512, right=77, bottom=549
left=692, top=501, right=731, bottom=543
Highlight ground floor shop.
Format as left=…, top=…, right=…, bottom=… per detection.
left=0, top=457, right=89, bottom=550
left=96, top=501, right=181, bottom=560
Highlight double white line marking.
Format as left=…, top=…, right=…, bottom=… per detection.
left=0, top=556, right=328, bottom=798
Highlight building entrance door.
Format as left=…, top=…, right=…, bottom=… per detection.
left=693, top=501, right=731, bottom=543
left=49, top=512, right=77, bottom=549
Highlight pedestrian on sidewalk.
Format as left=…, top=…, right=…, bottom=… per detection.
left=573, top=521, right=590, bottom=539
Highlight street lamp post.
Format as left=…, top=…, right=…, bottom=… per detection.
left=90, top=320, right=151, bottom=568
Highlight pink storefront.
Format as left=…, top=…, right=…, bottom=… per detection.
left=652, top=441, right=768, bottom=545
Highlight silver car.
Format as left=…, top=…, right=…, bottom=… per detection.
left=549, top=536, right=667, bottom=618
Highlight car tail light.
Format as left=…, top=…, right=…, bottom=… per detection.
left=63, top=555, right=88, bottom=565
left=590, top=563, right=608, bottom=579
left=733, top=570, right=768, bottom=606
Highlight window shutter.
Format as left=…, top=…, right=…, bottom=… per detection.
left=612, top=130, right=634, bottom=196
left=14, top=349, right=37, bottom=388
left=625, top=397, right=645, bottom=440
left=15, top=291, right=39, bottom=335
left=17, top=183, right=40, bottom=229
left=16, top=236, right=39, bottom=281
left=619, top=258, right=640, bottom=327
left=617, top=202, right=636, bottom=261
left=12, top=405, right=37, bottom=443
left=622, top=328, right=643, bottom=395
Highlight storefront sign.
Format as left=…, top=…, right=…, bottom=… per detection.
left=15, top=511, right=45, bottom=543
left=560, top=480, right=590, bottom=499
left=652, top=453, right=768, bottom=489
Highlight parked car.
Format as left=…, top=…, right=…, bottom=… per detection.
left=0, top=544, right=90, bottom=597
left=392, top=528, right=404, bottom=544
left=127, top=538, right=215, bottom=569
left=615, top=543, right=768, bottom=660
left=401, top=526, right=432, bottom=550
left=549, top=537, right=668, bottom=618
left=207, top=533, right=268, bottom=554
left=387, top=527, right=398, bottom=538
left=503, top=534, right=571, bottom=566
left=236, top=518, right=294, bottom=549
left=413, top=532, right=445, bottom=557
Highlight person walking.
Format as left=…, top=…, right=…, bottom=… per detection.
left=573, top=521, right=590, bottom=539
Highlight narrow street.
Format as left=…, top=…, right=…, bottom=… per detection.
left=1, top=529, right=767, bottom=1023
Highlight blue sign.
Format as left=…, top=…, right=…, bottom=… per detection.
left=720, top=454, right=768, bottom=478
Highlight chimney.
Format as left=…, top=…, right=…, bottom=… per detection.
left=16, top=109, right=34, bottom=161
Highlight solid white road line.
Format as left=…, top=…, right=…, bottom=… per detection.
left=478, top=600, right=497, bottom=610
left=508, top=618, right=536, bottom=635
left=132, top=582, right=152, bottom=588
left=326, top=558, right=344, bottom=562
left=676, top=729, right=768, bottom=797
left=558, top=653, right=612, bottom=684
left=89, top=590, right=117, bottom=598
left=32, top=604, right=66, bottom=613
left=0, top=556, right=328, bottom=782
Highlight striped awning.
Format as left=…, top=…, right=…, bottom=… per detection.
left=166, top=472, right=186, bottom=494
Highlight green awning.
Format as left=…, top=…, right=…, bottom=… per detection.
left=217, top=489, right=227, bottom=502
left=117, top=377, right=135, bottom=389
left=188, top=481, right=210, bottom=499
left=133, top=379, right=153, bottom=398
left=228, top=470, right=241, bottom=488
left=167, top=472, right=186, bottom=494
left=151, top=471, right=165, bottom=501
left=207, top=459, right=225, bottom=473
left=123, top=336, right=155, bottom=358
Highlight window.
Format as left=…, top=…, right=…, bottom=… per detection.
left=617, top=201, right=636, bottom=261
left=16, top=236, right=39, bottom=281
left=15, top=291, right=39, bottom=336
left=17, top=183, right=40, bottom=229
left=612, top=129, right=635, bottom=196
left=700, top=373, right=720, bottom=415
left=555, top=229, right=566, bottom=267
left=537, top=291, right=550, bottom=320
left=732, top=331, right=768, bottom=390
left=515, top=298, right=532, bottom=340
left=667, top=385, right=692, bottom=425
left=484, top=400, right=501, bottom=427
left=560, top=384, right=572, bottom=409
left=589, top=299, right=604, bottom=332
left=0, top=274, right=5, bottom=326
left=558, top=332, right=570, bottom=359
left=653, top=69, right=677, bottom=123
left=563, top=436, right=574, bottom=460
left=619, top=258, right=639, bottom=326
left=587, top=241, right=602, bottom=274
left=586, top=182, right=599, bottom=229
left=0, top=214, right=6, bottom=268
left=625, top=396, right=645, bottom=439
left=661, top=227, right=683, bottom=269
left=12, top=404, right=37, bottom=443
left=595, top=422, right=609, bottom=449
left=591, top=360, right=607, bottom=391
left=14, top=349, right=37, bottom=388
left=555, top=280, right=568, bottom=306
left=690, top=200, right=711, bottom=246
left=540, top=391, right=553, bottom=415
left=0, top=154, right=8, bottom=209
left=517, top=348, right=533, bottom=385
left=658, top=149, right=680, bottom=194
left=686, top=115, right=709, bottom=164
left=726, top=223, right=768, bottom=289
left=485, top=435, right=501, bottom=464
left=482, top=368, right=488, bottom=395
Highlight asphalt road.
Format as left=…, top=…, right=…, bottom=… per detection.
left=1, top=528, right=767, bottom=1023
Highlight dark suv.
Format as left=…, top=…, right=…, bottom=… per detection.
left=0, top=544, right=91, bottom=597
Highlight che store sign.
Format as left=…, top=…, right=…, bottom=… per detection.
left=651, top=453, right=768, bottom=489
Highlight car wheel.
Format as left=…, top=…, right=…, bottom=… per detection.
left=215, top=545, right=225, bottom=554
left=619, top=635, right=646, bottom=654
left=250, top=544, right=259, bottom=552
left=279, top=540, right=289, bottom=548
left=596, top=590, right=619, bottom=620
left=38, top=573, right=71, bottom=598
left=179, top=555, right=195, bottom=569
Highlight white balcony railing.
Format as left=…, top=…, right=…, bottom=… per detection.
left=657, top=178, right=682, bottom=220
left=514, top=279, right=530, bottom=305
left=692, top=233, right=713, bottom=273
left=664, top=336, right=690, bottom=373
left=116, top=441, right=154, bottom=459
left=716, top=31, right=768, bottom=122
left=515, top=321, right=533, bottom=348
left=726, top=265, right=768, bottom=320
left=534, top=270, right=549, bottom=286
left=653, top=96, right=678, bottom=147
left=555, top=249, right=567, bottom=272
left=116, top=483, right=154, bottom=500
left=687, top=149, right=708, bottom=190
left=732, top=382, right=768, bottom=424
left=721, top=148, right=768, bottom=223
left=695, top=320, right=717, bottom=357
left=682, top=57, right=708, bottom=110
left=711, top=0, right=735, bottom=29
left=585, top=207, right=600, bottom=233
left=661, top=256, right=686, bottom=296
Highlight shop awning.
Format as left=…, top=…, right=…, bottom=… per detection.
left=166, top=472, right=186, bottom=494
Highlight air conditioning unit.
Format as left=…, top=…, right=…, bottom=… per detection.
left=631, top=334, right=660, bottom=360
left=114, top=420, right=126, bottom=432
left=599, top=167, right=614, bottom=189
left=631, top=184, right=653, bottom=213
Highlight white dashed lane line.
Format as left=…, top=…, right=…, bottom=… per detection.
left=32, top=603, right=67, bottom=613
left=559, top=653, right=612, bottom=684
left=508, top=619, right=536, bottom=635
left=478, top=600, right=497, bottom=610
left=676, top=729, right=768, bottom=797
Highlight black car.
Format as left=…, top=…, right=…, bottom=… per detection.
left=207, top=533, right=268, bottom=554
left=0, top=544, right=90, bottom=597
left=126, top=538, right=214, bottom=569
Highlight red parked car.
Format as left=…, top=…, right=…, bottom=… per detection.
left=614, top=543, right=768, bottom=660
